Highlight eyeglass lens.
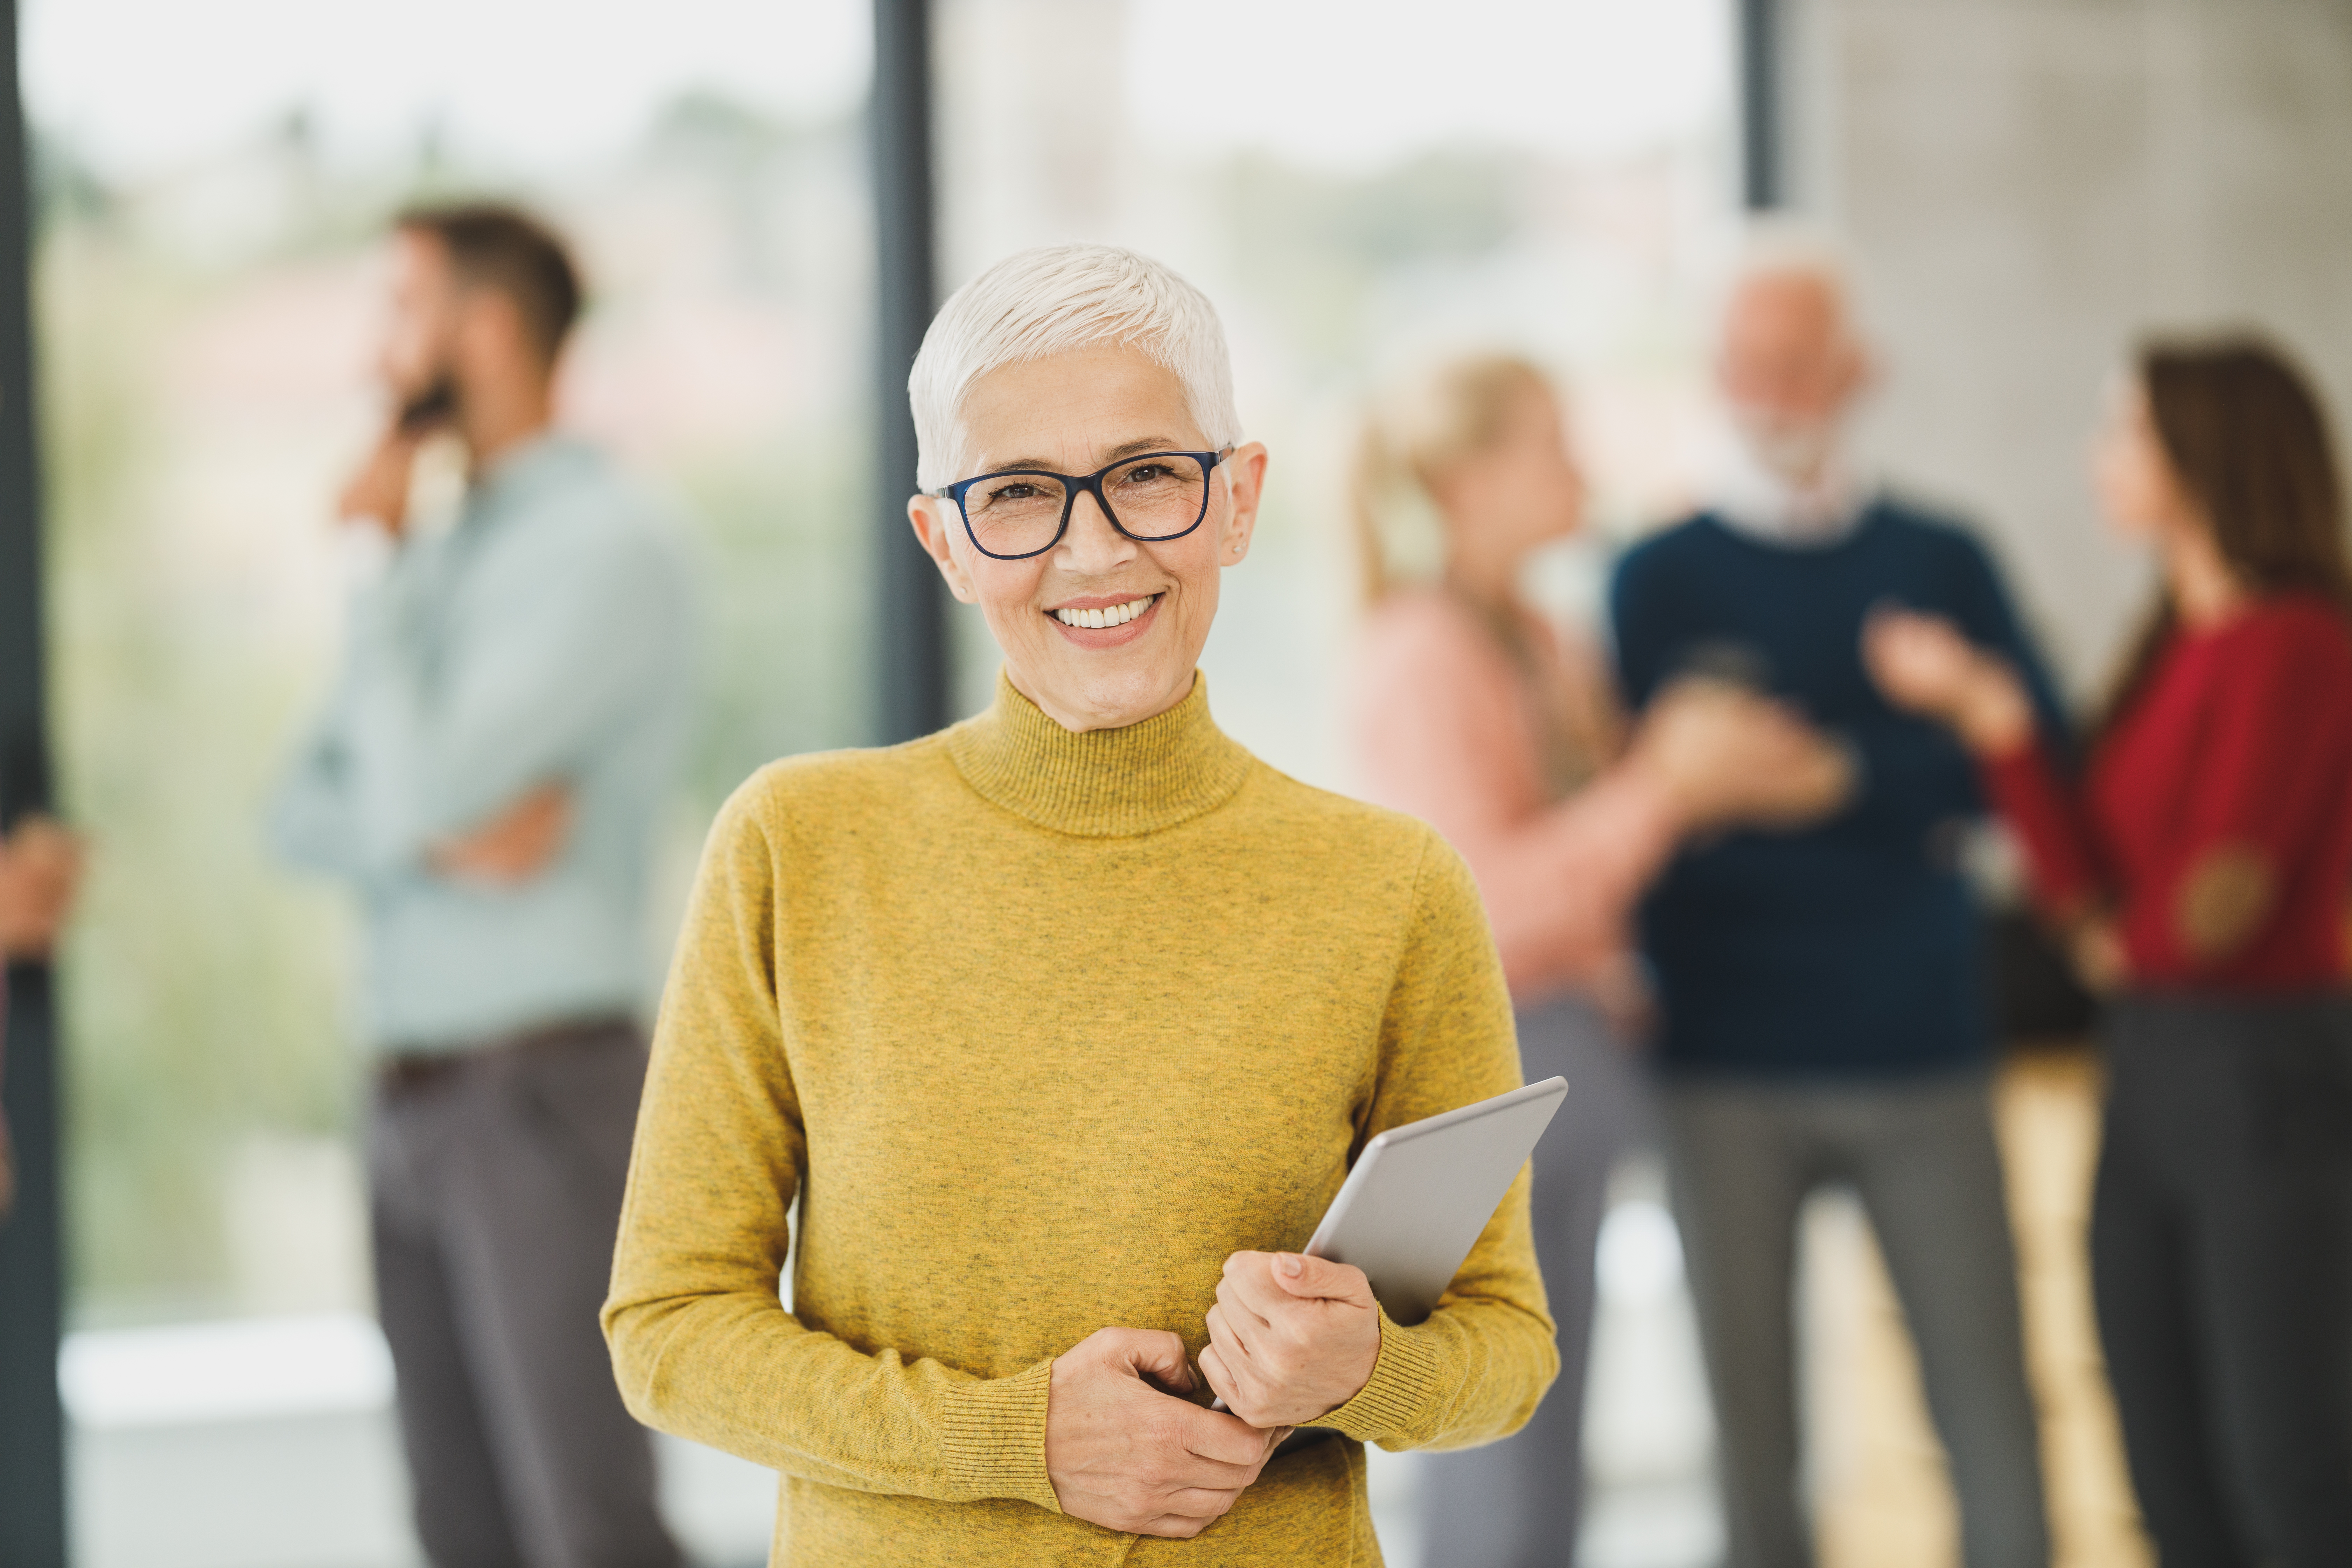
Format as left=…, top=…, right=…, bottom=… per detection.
left=962, top=454, right=1210, bottom=557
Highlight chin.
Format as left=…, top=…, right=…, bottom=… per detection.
left=1080, top=667, right=1188, bottom=727
left=1044, top=657, right=1190, bottom=731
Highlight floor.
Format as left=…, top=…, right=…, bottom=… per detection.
left=1807, top=1050, right=2151, bottom=1568
left=62, top=1050, right=2149, bottom=1568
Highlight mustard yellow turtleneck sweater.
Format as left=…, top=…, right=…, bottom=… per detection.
left=603, top=672, right=1555, bottom=1566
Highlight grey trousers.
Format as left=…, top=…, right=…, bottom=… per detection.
left=368, top=1021, right=682, bottom=1568
left=1659, top=1072, right=2049, bottom=1568
left=1421, top=997, right=1648, bottom=1567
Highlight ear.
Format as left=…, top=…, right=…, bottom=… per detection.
left=453, top=288, right=540, bottom=384
left=908, top=494, right=979, bottom=604
left=1216, top=442, right=1270, bottom=566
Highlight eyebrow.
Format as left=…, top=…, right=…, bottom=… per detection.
left=978, top=436, right=1189, bottom=474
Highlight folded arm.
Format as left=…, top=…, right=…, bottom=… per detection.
left=270, top=525, right=681, bottom=882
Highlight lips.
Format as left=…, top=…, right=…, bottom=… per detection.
left=1045, top=592, right=1163, bottom=646
left=1050, top=594, right=1158, bottom=629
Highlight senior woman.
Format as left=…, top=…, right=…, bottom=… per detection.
left=603, top=245, right=1555, bottom=1564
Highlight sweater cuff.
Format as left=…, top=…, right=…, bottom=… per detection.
left=941, top=1359, right=1060, bottom=1511
left=1308, top=1309, right=1445, bottom=1444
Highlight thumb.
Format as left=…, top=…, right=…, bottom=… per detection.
left=1109, top=1328, right=1196, bottom=1393
left=1270, top=1252, right=1373, bottom=1303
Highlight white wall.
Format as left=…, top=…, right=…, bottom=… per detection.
left=1786, top=0, right=2352, bottom=696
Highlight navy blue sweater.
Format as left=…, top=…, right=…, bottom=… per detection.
left=1609, top=500, right=2065, bottom=1078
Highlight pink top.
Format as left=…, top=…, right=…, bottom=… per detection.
left=1348, top=588, right=1679, bottom=1004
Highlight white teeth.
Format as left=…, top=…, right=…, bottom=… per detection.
left=1053, top=595, right=1156, bottom=629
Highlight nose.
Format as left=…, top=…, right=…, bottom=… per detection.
left=1055, top=485, right=1135, bottom=572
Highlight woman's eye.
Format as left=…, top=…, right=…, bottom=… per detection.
left=1119, top=464, right=1172, bottom=486
left=982, top=482, right=1039, bottom=504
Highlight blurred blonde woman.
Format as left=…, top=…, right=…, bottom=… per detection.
left=1346, top=356, right=1850, bottom=1567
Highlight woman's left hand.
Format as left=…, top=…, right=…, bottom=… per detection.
left=1199, top=1252, right=1381, bottom=1429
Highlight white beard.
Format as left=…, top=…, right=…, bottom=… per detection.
left=1728, top=408, right=1839, bottom=484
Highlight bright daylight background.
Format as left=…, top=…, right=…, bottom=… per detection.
left=26, top=1, right=1736, bottom=1563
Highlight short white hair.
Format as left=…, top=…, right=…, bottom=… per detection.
left=908, top=244, right=1244, bottom=491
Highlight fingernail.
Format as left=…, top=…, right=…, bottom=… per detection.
left=1276, top=1254, right=1302, bottom=1277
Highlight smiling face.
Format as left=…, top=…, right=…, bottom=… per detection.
left=908, top=344, right=1268, bottom=733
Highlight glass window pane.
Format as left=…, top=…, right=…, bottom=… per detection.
left=26, top=3, right=871, bottom=1561
left=934, top=0, right=1736, bottom=770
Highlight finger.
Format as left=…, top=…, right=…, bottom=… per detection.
left=1150, top=1446, right=1259, bottom=1491
left=1237, top=1428, right=1293, bottom=1485
left=1213, top=1277, right=1273, bottom=1339
left=1217, top=1254, right=1295, bottom=1323
left=1196, top=1339, right=1240, bottom=1409
left=1139, top=1351, right=1197, bottom=1398
left=1268, top=1252, right=1373, bottom=1304
left=524, top=782, right=571, bottom=824
left=1138, top=1504, right=1232, bottom=1542
left=1155, top=1485, right=1245, bottom=1519
left=1204, top=1307, right=1257, bottom=1391
left=1177, top=1402, right=1277, bottom=1468
left=1110, top=1328, right=1194, bottom=1390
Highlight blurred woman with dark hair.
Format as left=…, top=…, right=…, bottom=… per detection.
left=1347, top=355, right=1853, bottom=1566
left=1868, top=337, right=2352, bottom=1566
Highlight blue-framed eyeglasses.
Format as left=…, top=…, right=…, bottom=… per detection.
left=928, top=447, right=1233, bottom=561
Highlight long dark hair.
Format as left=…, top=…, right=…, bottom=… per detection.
left=2102, top=335, right=2352, bottom=725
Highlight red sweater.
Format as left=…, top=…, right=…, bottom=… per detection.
left=1983, top=594, right=2352, bottom=989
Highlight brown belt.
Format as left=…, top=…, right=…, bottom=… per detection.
left=377, top=1014, right=637, bottom=1097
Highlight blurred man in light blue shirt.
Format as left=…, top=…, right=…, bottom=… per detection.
left=272, top=204, right=690, bottom=1568
left=273, top=434, right=691, bottom=1048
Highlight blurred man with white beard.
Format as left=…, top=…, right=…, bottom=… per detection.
left=1607, top=233, right=2062, bottom=1568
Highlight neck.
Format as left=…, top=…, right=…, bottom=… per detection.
left=1444, top=532, right=1522, bottom=611
left=1003, top=664, right=1194, bottom=735
left=2164, top=523, right=2249, bottom=628
left=948, top=670, right=1252, bottom=837
left=458, top=375, right=555, bottom=475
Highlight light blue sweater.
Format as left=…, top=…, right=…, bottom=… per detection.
left=271, top=436, right=696, bottom=1053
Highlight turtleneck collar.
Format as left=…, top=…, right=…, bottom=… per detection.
left=946, top=670, right=1255, bottom=838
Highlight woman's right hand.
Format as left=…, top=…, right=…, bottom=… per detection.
left=1630, top=680, right=1856, bottom=833
left=1043, top=1328, right=1280, bottom=1538
left=1862, top=608, right=2034, bottom=754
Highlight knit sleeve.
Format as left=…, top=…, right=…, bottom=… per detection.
left=1308, top=830, right=1560, bottom=1451
left=601, top=778, right=1059, bottom=1512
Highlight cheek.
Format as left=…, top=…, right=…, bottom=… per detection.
left=1167, top=540, right=1223, bottom=610
left=2094, top=438, right=2160, bottom=535
left=966, top=558, right=1049, bottom=633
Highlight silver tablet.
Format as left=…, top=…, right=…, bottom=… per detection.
left=1304, top=1076, right=1568, bottom=1326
